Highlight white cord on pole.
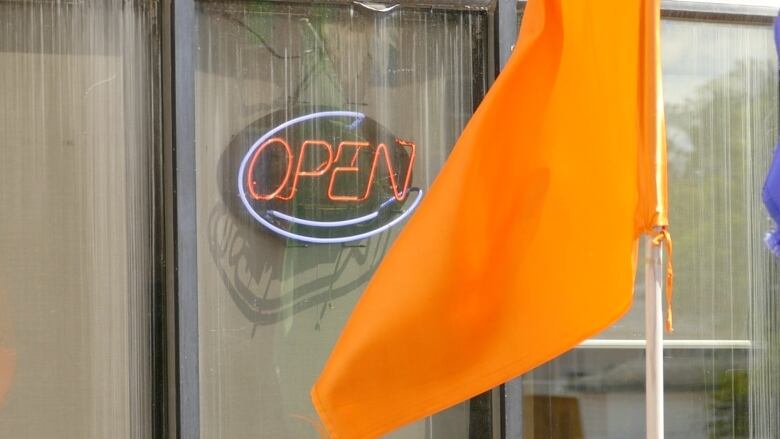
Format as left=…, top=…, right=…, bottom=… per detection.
left=645, top=238, right=665, bottom=439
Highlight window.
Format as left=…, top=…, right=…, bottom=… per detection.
left=193, top=1, right=493, bottom=437
left=0, top=1, right=777, bottom=438
left=517, top=11, right=779, bottom=439
left=0, top=1, right=160, bottom=437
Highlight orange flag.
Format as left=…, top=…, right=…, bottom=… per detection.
left=312, top=0, right=670, bottom=437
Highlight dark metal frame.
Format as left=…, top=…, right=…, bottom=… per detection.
left=162, top=0, right=199, bottom=438
left=158, top=0, right=779, bottom=438
left=661, top=0, right=777, bottom=22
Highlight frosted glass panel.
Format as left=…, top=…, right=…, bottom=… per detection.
left=0, top=1, right=159, bottom=438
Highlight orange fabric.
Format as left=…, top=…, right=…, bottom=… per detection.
left=653, top=228, right=674, bottom=332
left=312, top=0, right=670, bottom=437
left=638, top=0, right=668, bottom=230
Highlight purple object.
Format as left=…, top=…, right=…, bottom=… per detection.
left=776, top=12, right=780, bottom=58
left=762, top=13, right=780, bottom=256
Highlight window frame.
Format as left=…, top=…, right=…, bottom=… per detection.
left=159, top=1, right=780, bottom=438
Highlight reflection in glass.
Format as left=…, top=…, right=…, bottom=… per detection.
left=195, top=2, right=490, bottom=438
left=523, top=348, right=749, bottom=439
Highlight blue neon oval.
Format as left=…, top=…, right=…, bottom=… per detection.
left=237, top=111, right=421, bottom=244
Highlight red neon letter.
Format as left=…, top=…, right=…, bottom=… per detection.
left=247, top=137, right=293, bottom=201
left=277, top=140, right=334, bottom=200
left=361, top=139, right=416, bottom=201
left=328, top=141, right=370, bottom=202
left=394, top=139, right=416, bottom=198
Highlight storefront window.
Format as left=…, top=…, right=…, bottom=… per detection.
left=0, top=1, right=159, bottom=437
left=1, top=1, right=777, bottom=438
left=520, top=15, right=779, bottom=439
left=194, top=1, right=491, bottom=437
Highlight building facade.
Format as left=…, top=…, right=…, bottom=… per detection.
left=0, top=0, right=778, bottom=438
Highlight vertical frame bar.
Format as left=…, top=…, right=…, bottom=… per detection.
left=503, top=378, right=523, bottom=439
left=162, top=0, right=199, bottom=437
left=496, top=0, right=518, bottom=71
left=151, top=2, right=169, bottom=436
left=495, top=1, right=520, bottom=437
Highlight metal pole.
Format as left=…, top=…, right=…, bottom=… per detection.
left=645, top=238, right=665, bottom=439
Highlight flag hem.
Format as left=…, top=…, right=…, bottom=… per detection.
left=311, top=284, right=636, bottom=439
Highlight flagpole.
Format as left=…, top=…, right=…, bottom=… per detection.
left=645, top=237, right=664, bottom=439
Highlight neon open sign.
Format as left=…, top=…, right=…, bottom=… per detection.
left=237, top=111, right=422, bottom=244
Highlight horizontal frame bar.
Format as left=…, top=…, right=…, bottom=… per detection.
left=662, top=0, right=778, bottom=18
left=518, top=0, right=778, bottom=20
left=577, top=339, right=753, bottom=349
left=198, top=0, right=496, bottom=12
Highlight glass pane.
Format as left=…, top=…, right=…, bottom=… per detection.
left=599, top=18, right=778, bottom=341
left=519, top=15, right=780, bottom=439
left=195, top=2, right=490, bottom=438
left=0, top=1, right=159, bottom=438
